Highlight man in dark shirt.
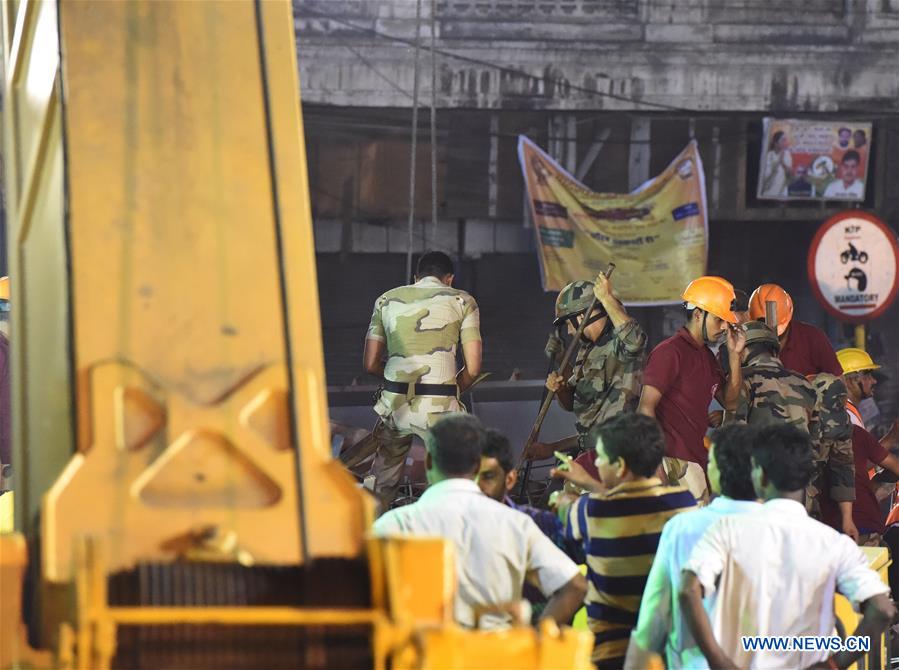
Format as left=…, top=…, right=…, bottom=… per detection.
left=821, top=349, right=899, bottom=544
left=786, top=164, right=815, bottom=197
left=638, top=276, right=745, bottom=501
left=477, top=429, right=584, bottom=564
left=748, top=283, right=842, bottom=377
left=821, top=425, right=898, bottom=542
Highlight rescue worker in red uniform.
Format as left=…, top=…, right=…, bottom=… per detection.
left=638, top=276, right=745, bottom=501
left=748, top=283, right=842, bottom=377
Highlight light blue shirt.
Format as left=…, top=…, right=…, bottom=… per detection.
left=625, top=496, right=762, bottom=670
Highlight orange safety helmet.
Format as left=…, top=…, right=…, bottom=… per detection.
left=0, top=276, right=8, bottom=302
left=748, top=283, right=793, bottom=336
left=681, top=276, right=738, bottom=324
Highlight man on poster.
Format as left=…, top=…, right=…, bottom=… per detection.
left=823, top=150, right=865, bottom=200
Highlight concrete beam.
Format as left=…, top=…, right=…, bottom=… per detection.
left=296, top=40, right=899, bottom=111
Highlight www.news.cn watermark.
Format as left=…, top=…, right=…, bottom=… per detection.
left=741, top=636, right=871, bottom=653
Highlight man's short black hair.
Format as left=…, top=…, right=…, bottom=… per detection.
left=416, top=251, right=454, bottom=279
left=482, top=429, right=515, bottom=474
left=427, top=413, right=486, bottom=477
left=838, top=127, right=851, bottom=136
left=589, top=414, right=665, bottom=478
left=751, top=424, right=815, bottom=491
left=842, top=150, right=861, bottom=164
left=733, top=289, right=750, bottom=313
left=710, top=424, right=757, bottom=501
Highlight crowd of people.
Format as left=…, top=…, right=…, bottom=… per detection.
left=354, top=250, right=898, bottom=669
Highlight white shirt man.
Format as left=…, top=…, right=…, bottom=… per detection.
left=373, top=477, right=581, bottom=629
left=684, top=498, right=889, bottom=668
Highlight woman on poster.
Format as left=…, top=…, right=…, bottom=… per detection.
left=761, top=130, right=793, bottom=197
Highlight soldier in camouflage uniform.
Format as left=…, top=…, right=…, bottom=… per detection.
left=733, top=321, right=818, bottom=432
left=808, top=372, right=855, bottom=536
left=524, top=271, right=646, bottom=459
left=730, top=321, right=856, bottom=537
left=360, top=251, right=482, bottom=509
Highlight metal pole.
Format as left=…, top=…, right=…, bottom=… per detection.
left=764, top=300, right=778, bottom=330
left=518, top=264, right=615, bottom=471
left=429, top=0, right=438, bottom=239
left=855, top=323, right=866, bottom=350
left=405, top=0, right=423, bottom=282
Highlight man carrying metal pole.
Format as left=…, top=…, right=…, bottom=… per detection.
left=522, top=271, right=647, bottom=461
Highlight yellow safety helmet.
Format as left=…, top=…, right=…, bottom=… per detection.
left=682, top=276, right=738, bottom=324
left=836, top=348, right=880, bottom=375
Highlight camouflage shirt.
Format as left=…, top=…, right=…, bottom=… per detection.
left=734, top=360, right=854, bottom=509
left=569, top=319, right=647, bottom=442
left=736, top=354, right=817, bottom=432
left=366, top=276, right=481, bottom=436
left=808, top=373, right=854, bottom=507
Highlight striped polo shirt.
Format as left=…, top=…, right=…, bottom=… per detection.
left=567, top=478, right=697, bottom=669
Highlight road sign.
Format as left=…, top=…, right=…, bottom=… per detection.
left=807, top=211, right=899, bottom=322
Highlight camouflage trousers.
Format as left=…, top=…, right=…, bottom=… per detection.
left=859, top=533, right=883, bottom=548
left=368, top=419, right=415, bottom=511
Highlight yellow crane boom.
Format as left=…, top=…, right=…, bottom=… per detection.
left=0, top=1, right=592, bottom=668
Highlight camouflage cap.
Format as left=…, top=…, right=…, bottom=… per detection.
left=555, top=280, right=595, bottom=324
left=743, top=321, right=780, bottom=349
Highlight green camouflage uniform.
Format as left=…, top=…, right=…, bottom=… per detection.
left=734, top=355, right=854, bottom=515
left=365, top=276, right=481, bottom=504
left=735, top=354, right=817, bottom=431
left=807, top=373, right=854, bottom=517
left=569, top=319, right=647, bottom=449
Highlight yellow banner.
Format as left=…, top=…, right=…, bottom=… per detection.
left=518, top=137, right=708, bottom=304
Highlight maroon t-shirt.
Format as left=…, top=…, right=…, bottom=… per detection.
left=780, top=320, right=843, bottom=377
left=573, top=449, right=601, bottom=482
left=822, top=425, right=888, bottom=534
left=643, top=328, right=725, bottom=468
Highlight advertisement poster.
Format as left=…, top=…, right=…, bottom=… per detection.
left=518, top=136, right=708, bottom=304
left=757, top=118, right=872, bottom=201
left=808, top=211, right=899, bottom=323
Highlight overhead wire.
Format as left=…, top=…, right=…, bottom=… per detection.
left=405, top=0, right=423, bottom=281
left=430, top=0, right=439, bottom=240
left=342, top=43, right=415, bottom=101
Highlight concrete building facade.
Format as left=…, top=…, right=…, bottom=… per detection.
left=295, top=0, right=899, bottom=429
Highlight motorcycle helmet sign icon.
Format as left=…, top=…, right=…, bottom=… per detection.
left=844, top=267, right=868, bottom=292
left=841, top=242, right=868, bottom=264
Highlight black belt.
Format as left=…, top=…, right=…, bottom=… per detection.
left=383, top=379, right=457, bottom=397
